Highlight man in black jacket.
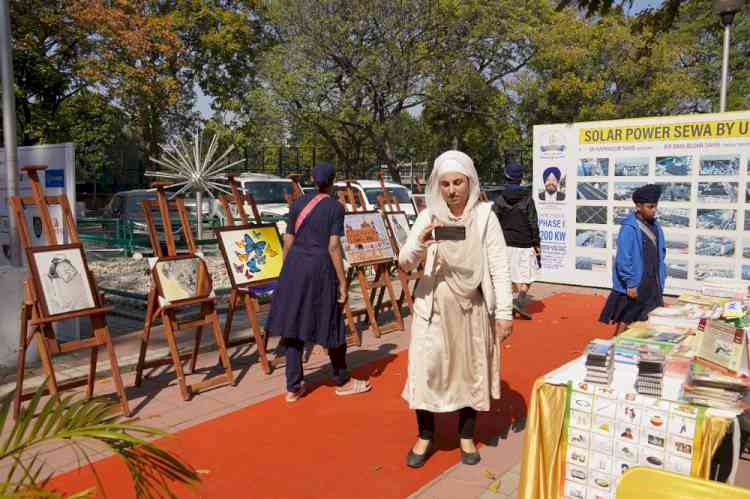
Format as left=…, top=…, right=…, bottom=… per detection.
left=493, top=161, right=541, bottom=319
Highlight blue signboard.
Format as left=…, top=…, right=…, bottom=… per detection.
left=45, top=169, right=65, bottom=188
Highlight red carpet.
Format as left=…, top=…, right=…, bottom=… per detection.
left=50, top=292, right=610, bottom=498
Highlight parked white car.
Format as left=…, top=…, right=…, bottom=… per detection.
left=234, top=173, right=294, bottom=233
left=333, top=180, right=418, bottom=222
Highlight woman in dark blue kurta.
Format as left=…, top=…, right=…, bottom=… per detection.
left=266, top=163, right=371, bottom=401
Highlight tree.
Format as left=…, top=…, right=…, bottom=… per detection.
left=70, top=0, right=198, bottom=169
left=9, top=0, right=90, bottom=146
left=260, top=0, right=455, bottom=182
left=514, top=6, right=700, bottom=130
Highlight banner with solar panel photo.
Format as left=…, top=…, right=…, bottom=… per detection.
left=532, top=111, right=750, bottom=294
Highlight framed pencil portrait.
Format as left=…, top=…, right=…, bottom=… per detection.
left=152, top=254, right=212, bottom=304
left=215, top=223, right=284, bottom=288
left=27, top=244, right=97, bottom=318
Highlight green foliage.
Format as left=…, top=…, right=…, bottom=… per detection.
left=0, top=384, right=200, bottom=498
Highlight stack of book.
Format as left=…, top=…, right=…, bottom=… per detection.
left=636, top=346, right=665, bottom=397
left=682, top=361, right=750, bottom=411
left=584, top=340, right=614, bottom=385
left=614, top=324, right=687, bottom=365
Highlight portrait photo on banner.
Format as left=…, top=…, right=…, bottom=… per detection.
left=341, top=211, right=395, bottom=265
left=215, top=223, right=283, bottom=287
left=153, top=255, right=210, bottom=303
left=28, top=244, right=96, bottom=317
left=385, top=211, right=410, bottom=251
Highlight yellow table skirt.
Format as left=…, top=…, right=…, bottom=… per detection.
left=517, top=377, right=732, bottom=499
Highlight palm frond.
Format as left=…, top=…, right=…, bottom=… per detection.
left=0, top=383, right=201, bottom=498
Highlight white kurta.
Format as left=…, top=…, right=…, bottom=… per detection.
left=399, top=203, right=513, bottom=412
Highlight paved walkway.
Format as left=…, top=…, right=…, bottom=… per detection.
left=3, top=282, right=748, bottom=497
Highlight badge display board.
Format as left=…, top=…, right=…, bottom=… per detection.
left=561, top=382, right=705, bottom=499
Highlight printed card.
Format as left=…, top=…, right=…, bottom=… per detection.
left=594, top=397, right=617, bottom=419
left=589, top=451, right=612, bottom=474
left=644, top=430, right=667, bottom=451
left=666, top=454, right=693, bottom=476
left=669, top=435, right=694, bottom=459
left=616, top=420, right=640, bottom=445
left=668, top=413, right=696, bottom=439
left=592, top=415, right=614, bottom=438
left=564, top=480, right=587, bottom=499
left=616, top=441, right=638, bottom=462
left=644, top=408, right=668, bottom=433
left=590, top=434, right=614, bottom=455
left=618, top=401, right=642, bottom=426
left=566, top=464, right=588, bottom=484
left=571, top=410, right=592, bottom=430
left=568, top=428, right=591, bottom=449
left=639, top=446, right=665, bottom=469
left=568, top=446, right=589, bottom=467
left=572, top=392, right=594, bottom=413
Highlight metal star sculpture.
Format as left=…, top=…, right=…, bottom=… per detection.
left=146, top=130, right=244, bottom=239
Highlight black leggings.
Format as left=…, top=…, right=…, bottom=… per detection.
left=416, top=408, right=477, bottom=440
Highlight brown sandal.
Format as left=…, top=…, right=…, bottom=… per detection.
left=335, top=378, right=371, bottom=396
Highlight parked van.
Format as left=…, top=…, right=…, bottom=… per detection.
left=333, top=180, right=417, bottom=222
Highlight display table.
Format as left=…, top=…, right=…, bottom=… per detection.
left=517, top=355, right=738, bottom=499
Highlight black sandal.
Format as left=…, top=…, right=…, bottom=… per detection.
left=406, top=440, right=433, bottom=468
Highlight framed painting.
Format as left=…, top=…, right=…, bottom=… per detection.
left=27, top=244, right=97, bottom=318
left=152, top=255, right=211, bottom=304
left=384, top=211, right=410, bottom=251
left=341, top=211, right=395, bottom=266
left=215, top=223, right=284, bottom=288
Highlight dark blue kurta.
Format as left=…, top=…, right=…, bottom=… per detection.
left=265, top=192, right=347, bottom=348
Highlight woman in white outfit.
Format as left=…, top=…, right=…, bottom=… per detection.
left=398, top=150, right=513, bottom=468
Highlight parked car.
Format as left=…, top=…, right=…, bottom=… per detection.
left=234, top=173, right=295, bottom=232
left=101, top=189, right=188, bottom=244
left=333, top=180, right=418, bottom=223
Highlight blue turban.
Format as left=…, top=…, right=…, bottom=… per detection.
left=312, top=162, right=335, bottom=186
left=504, top=161, right=524, bottom=183
left=543, top=166, right=561, bottom=182
left=632, top=184, right=662, bottom=204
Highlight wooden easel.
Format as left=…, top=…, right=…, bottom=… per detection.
left=10, top=166, right=130, bottom=417
left=336, top=182, right=403, bottom=339
left=215, top=174, right=284, bottom=374
left=376, top=173, right=420, bottom=315
left=134, top=183, right=234, bottom=401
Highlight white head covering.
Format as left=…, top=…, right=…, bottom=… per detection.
left=426, top=150, right=484, bottom=309
left=426, top=150, right=481, bottom=224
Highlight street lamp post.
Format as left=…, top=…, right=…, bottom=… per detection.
left=713, top=0, right=744, bottom=112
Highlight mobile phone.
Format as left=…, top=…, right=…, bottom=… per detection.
left=434, top=226, right=466, bottom=241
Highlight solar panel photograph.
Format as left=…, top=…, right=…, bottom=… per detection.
left=659, top=208, right=690, bottom=228
left=576, top=206, right=607, bottom=225
left=577, top=182, right=608, bottom=200
left=695, top=236, right=735, bottom=257
left=746, top=183, right=750, bottom=203
left=744, top=240, right=750, bottom=259
left=655, top=156, right=692, bottom=176
left=697, top=209, right=736, bottom=231
left=656, top=182, right=691, bottom=202
left=699, top=155, right=739, bottom=176
left=614, top=157, right=649, bottom=176
left=577, top=158, right=609, bottom=177
left=576, top=229, right=607, bottom=248
left=665, top=260, right=688, bottom=280
left=575, top=256, right=607, bottom=272
left=746, top=210, right=750, bottom=231
left=697, top=182, right=738, bottom=204
left=743, top=265, right=750, bottom=281
left=665, top=233, right=689, bottom=255
left=613, top=182, right=646, bottom=201
left=612, top=207, right=630, bottom=225
left=695, top=262, right=735, bottom=281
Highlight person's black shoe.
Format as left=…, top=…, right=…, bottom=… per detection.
left=406, top=441, right=433, bottom=468
left=460, top=447, right=481, bottom=465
